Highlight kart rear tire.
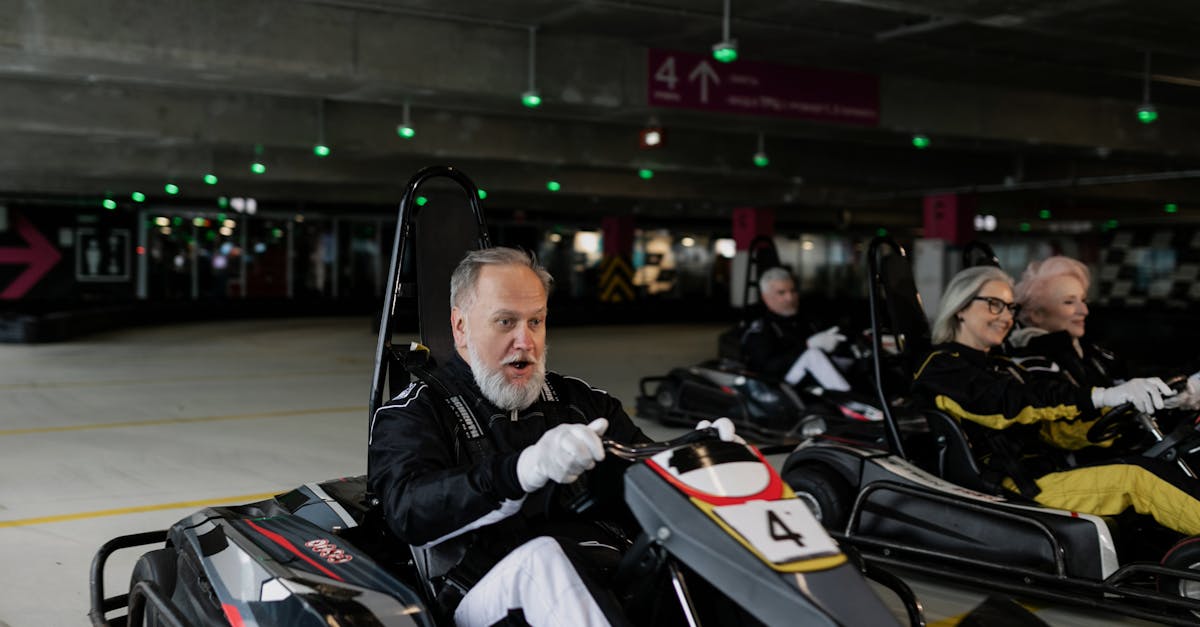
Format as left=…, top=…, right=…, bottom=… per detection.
left=130, top=548, right=178, bottom=627
left=786, top=464, right=852, bottom=530
left=1159, top=535, right=1200, bottom=604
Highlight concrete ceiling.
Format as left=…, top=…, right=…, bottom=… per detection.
left=4, top=0, right=1200, bottom=229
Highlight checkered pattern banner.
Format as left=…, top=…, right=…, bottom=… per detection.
left=1095, top=229, right=1200, bottom=308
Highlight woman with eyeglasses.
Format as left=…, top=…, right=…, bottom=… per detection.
left=912, top=265, right=1200, bottom=537
left=1008, top=255, right=1200, bottom=410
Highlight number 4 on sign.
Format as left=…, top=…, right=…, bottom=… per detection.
left=654, top=56, right=679, bottom=90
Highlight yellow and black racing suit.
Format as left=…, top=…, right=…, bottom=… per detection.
left=913, top=341, right=1200, bottom=536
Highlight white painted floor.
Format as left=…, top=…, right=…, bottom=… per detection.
left=0, top=318, right=1158, bottom=626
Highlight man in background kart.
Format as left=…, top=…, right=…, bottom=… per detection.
left=912, top=265, right=1200, bottom=538
left=369, top=247, right=741, bottom=627
left=740, top=267, right=851, bottom=391
left=1008, top=255, right=1200, bottom=412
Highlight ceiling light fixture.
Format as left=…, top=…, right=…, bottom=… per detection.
left=1137, top=51, right=1158, bottom=124
left=396, top=102, right=416, bottom=139
left=251, top=143, right=266, bottom=175
left=753, top=132, right=769, bottom=167
left=712, top=0, right=738, bottom=63
left=912, top=133, right=931, bottom=149
left=639, top=117, right=664, bottom=149
left=313, top=100, right=331, bottom=157
left=521, top=27, right=542, bottom=108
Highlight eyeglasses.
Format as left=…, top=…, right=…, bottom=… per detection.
left=972, top=296, right=1020, bottom=315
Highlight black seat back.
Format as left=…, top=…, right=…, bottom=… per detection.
left=922, top=410, right=993, bottom=492
left=961, top=239, right=1001, bottom=269
left=369, top=165, right=491, bottom=423
left=866, top=237, right=931, bottom=458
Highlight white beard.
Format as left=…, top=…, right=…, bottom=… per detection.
left=466, top=339, right=548, bottom=411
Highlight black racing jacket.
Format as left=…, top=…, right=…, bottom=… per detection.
left=1004, top=328, right=1126, bottom=390
left=367, top=352, right=649, bottom=576
left=740, top=311, right=817, bottom=379
left=912, top=342, right=1104, bottom=485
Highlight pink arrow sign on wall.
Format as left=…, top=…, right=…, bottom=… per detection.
left=0, top=214, right=62, bottom=299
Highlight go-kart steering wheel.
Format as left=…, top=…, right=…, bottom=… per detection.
left=603, top=427, right=721, bottom=461
left=1086, top=376, right=1188, bottom=443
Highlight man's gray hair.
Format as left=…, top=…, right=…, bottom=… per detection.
left=450, top=247, right=553, bottom=310
left=758, top=266, right=794, bottom=294
left=931, top=266, right=1014, bottom=344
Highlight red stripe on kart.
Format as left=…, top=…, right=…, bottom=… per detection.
left=222, top=603, right=246, bottom=627
left=244, top=519, right=345, bottom=582
left=646, top=446, right=784, bottom=506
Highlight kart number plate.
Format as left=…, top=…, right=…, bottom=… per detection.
left=712, top=499, right=839, bottom=565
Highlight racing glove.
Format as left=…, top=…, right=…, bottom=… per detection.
left=695, top=417, right=747, bottom=444
left=516, top=418, right=608, bottom=492
left=1164, top=373, right=1200, bottom=411
left=807, top=326, right=847, bottom=353
left=1091, top=377, right=1174, bottom=414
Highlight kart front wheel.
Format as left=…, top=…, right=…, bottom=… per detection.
left=1160, top=535, right=1200, bottom=605
left=787, top=464, right=852, bottom=530
left=130, top=548, right=178, bottom=627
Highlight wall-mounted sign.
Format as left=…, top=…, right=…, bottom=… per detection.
left=76, top=227, right=130, bottom=282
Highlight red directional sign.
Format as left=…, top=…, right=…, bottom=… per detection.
left=647, top=48, right=879, bottom=126
left=0, top=214, right=62, bottom=299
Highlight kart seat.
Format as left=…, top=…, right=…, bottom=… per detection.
left=923, top=409, right=996, bottom=494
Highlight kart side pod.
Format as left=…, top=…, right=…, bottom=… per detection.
left=623, top=440, right=903, bottom=626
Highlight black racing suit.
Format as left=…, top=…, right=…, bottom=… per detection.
left=1005, top=328, right=1126, bottom=390
left=368, top=352, right=649, bottom=610
left=739, top=311, right=817, bottom=379
left=912, top=342, right=1200, bottom=537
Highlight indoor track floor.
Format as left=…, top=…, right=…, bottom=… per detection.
left=0, top=317, right=1161, bottom=626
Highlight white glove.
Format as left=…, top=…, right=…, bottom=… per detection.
left=1164, top=373, right=1200, bottom=411
left=695, top=417, right=746, bottom=444
left=1091, top=377, right=1175, bottom=414
left=807, top=326, right=846, bottom=353
left=516, top=418, right=608, bottom=492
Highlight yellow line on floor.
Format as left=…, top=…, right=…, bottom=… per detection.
left=0, top=492, right=283, bottom=528
left=0, top=405, right=365, bottom=437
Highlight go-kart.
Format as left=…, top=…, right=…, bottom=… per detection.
left=781, top=235, right=1200, bottom=626
left=88, top=166, right=925, bottom=627
left=636, top=235, right=892, bottom=449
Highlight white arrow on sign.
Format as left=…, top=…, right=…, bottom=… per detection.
left=687, top=60, right=720, bottom=103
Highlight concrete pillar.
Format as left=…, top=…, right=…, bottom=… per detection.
left=730, top=207, right=775, bottom=307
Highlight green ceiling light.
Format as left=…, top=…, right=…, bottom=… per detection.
left=1137, top=52, right=1158, bottom=124
left=204, top=173, right=219, bottom=185
left=1106, top=218, right=1119, bottom=229
left=477, top=189, right=488, bottom=200
left=712, top=0, right=737, bottom=63
left=521, top=90, right=542, bottom=108
left=164, top=183, right=180, bottom=195
left=131, top=192, right=146, bottom=202
left=752, top=132, right=769, bottom=167
left=521, top=27, right=542, bottom=108
left=397, top=101, right=416, bottom=138
left=218, top=196, right=229, bottom=208
left=546, top=180, right=561, bottom=192
left=911, top=134, right=931, bottom=149
left=1019, top=221, right=1031, bottom=232
left=875, top=227, right=888, bottom=237
left=415, top=195, right=428, bottom=206
left=712, top=41, right=738, bottom=63
left=1038, top=209, right=1051, bottom=220
left=638, top=168, right=654, bottom=180
left=251, top=162, right=266, bottom=175
left=312, top=144, right=331, bottom=157
left=102, top=198, right=117, bottom=210
left=1165, top=202, right=1179, bottom=214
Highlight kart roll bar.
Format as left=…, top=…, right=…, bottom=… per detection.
left=866, top=237, right=930, bottom=459
left=369, top=165, right=492, bottom=422
left=961, top=240, right=1001, bottom=269
left=740, top=234, right=782, bottom=309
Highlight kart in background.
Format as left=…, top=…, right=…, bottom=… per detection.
left=781, top=235, right=1200, bottom=626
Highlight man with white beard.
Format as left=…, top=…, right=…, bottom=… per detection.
left=369, top=247, right=740, bottom=627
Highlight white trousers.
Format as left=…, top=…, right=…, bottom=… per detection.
left=784, top=347, right=851, bottom=391
left=453, top=536, right=612, bottom=627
